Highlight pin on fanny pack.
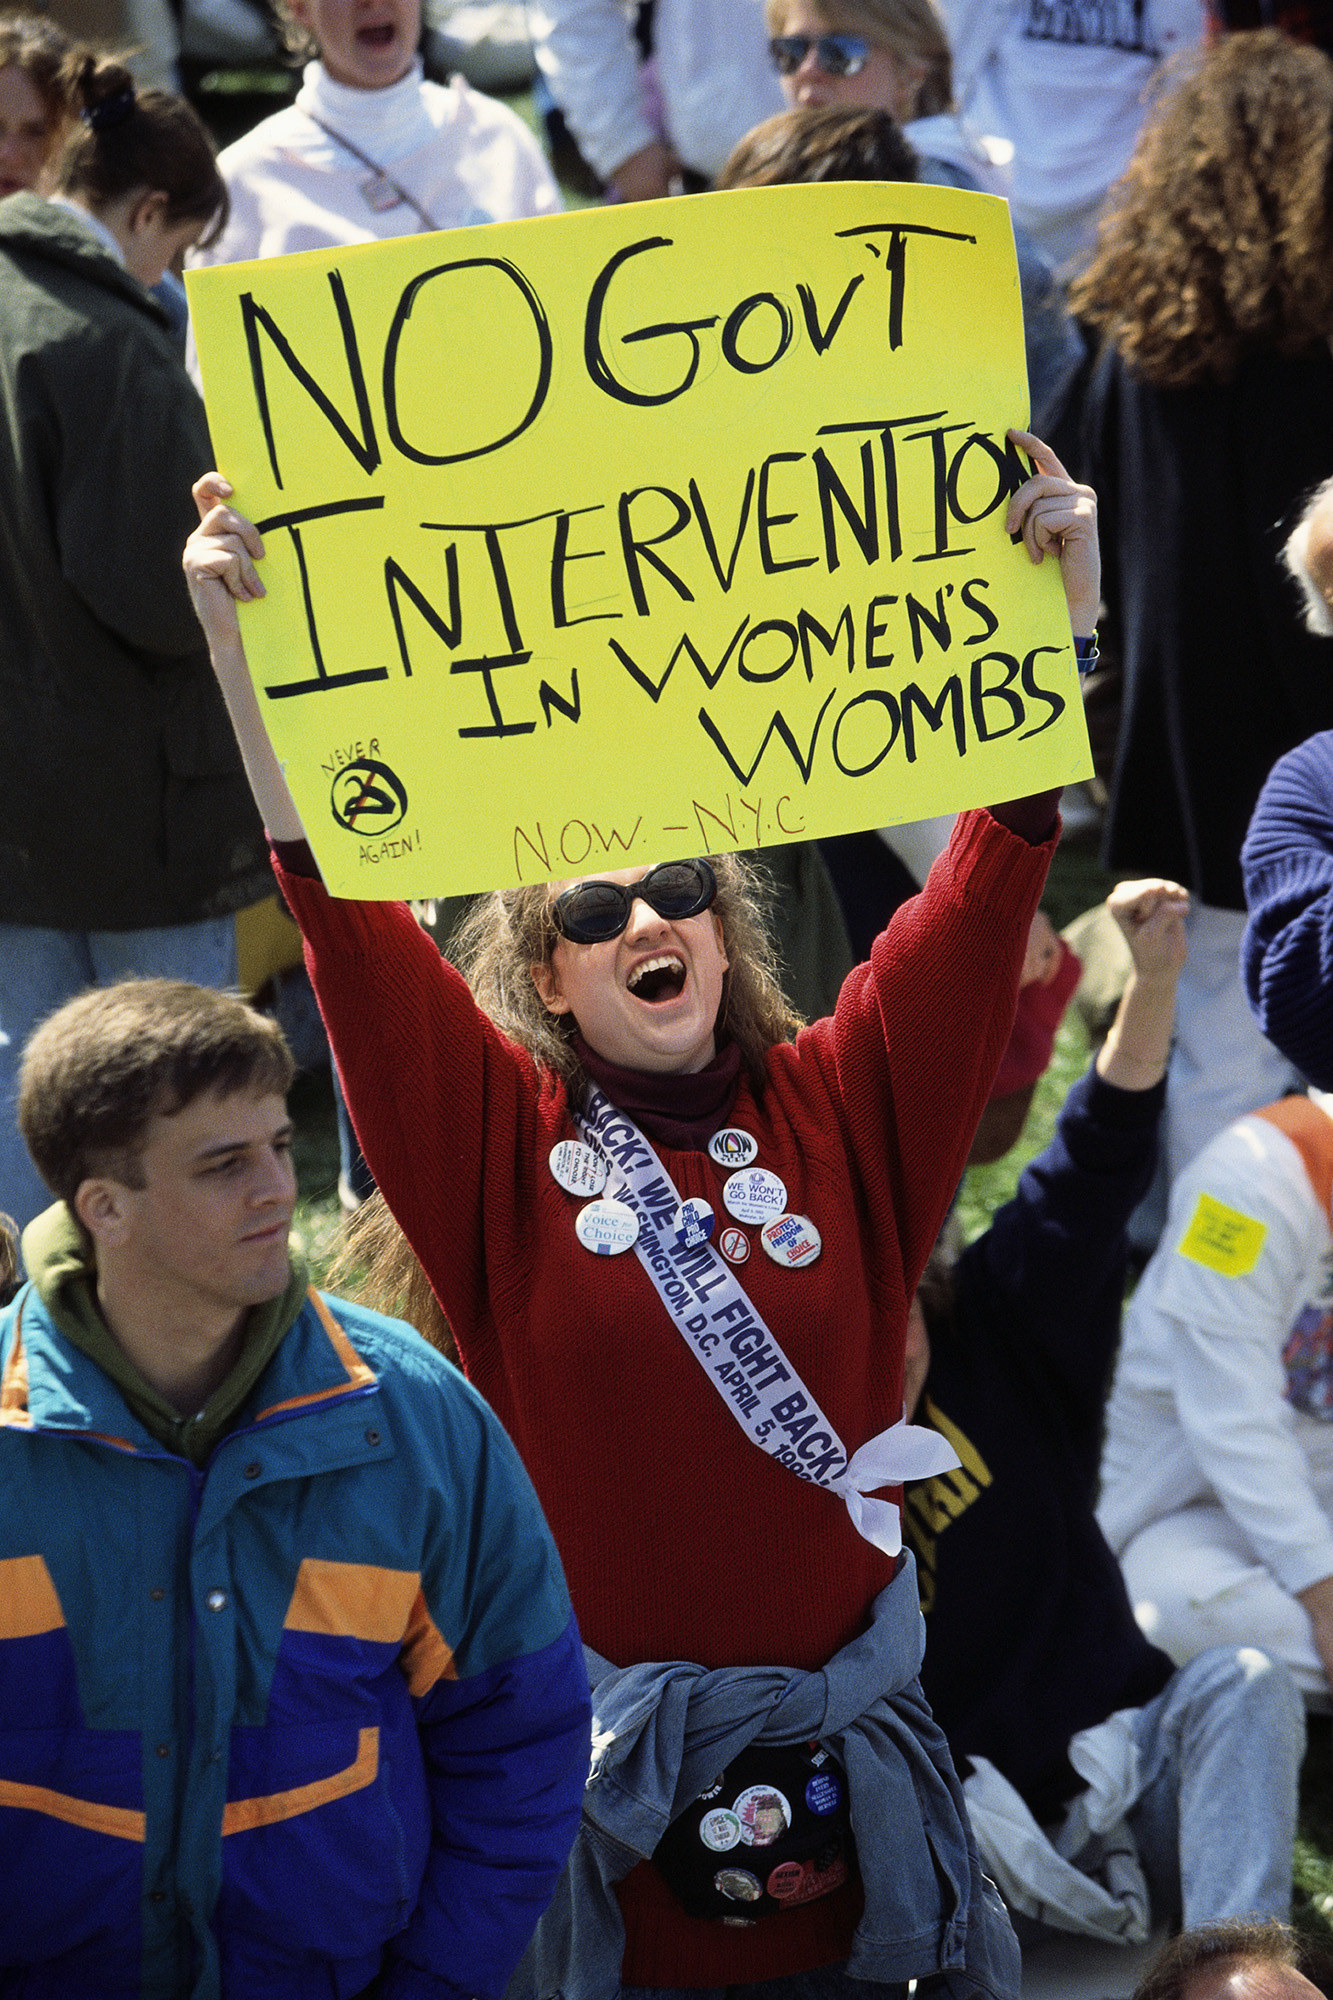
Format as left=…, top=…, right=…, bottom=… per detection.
left=652, top=1739, right=854, bottom=1924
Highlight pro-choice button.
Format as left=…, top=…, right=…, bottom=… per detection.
left=722, top=1168, right=787, bottom=1225
left=575, top=1198, right=640, bottom=1256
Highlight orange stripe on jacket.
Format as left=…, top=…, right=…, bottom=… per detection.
left=0, top=1312, right=30, bottom=1427
left=1253, top=1097, right=1333, bottom=1219
left=0, top=1555, right=65, bottom=1638
left=0, top=1778, right=145, bottom=1842
left=284, top=1559, right=420, bottom=1643
left=254, top=1290, right=376, bottom=1421
left=400, top=1588, right=457, bottom=1696
left=222, top=1726, right=378, bottom=1834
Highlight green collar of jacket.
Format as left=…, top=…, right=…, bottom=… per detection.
left=0, top=190, right=169, bottom=326
left=21, top=1203, right=308, bottom=1465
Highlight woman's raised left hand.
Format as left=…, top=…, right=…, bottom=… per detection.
left=1006, top=428, right=1100, bottom=637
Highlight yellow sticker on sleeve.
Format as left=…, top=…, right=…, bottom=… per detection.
left=1177, top=1192, right=1269, bottom=1277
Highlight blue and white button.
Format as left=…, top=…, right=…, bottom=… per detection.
left=673, top=1197, right=715, bottom=1249
left=575, top=1198, right=640, bottom=1256
left=549, top=1139, right=608, bottom=1198
left=722, top=1168, right=788, bottom=1226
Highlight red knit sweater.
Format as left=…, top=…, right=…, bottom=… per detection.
left=275, top=808, right=1053, bottom=1987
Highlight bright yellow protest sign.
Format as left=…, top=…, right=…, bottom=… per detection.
left=187, top=182, right=1091, bottom=899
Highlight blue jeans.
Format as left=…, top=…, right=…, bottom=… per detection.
left=620, top=1972, right=906, bottom=1999
left=1125, top=1643, right=1304, bottom=1926
left=0, top=919, right=238, bottom=1231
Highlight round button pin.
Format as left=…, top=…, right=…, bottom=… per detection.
left=709, top=1127, right=759, bottom=1169
left=673, top=1197, right=715, bottom=1249
left=574, top=1198, right=639, bottom=1256
left=700, top=1807, right=742, bottom=1853
left=760, top=1213, right=822, bottom=1268
left=723, top=1167, right=788, bottom=1226
left=549, top=1138, right=608, bottom=1198
left=719, top=1225, right=750, bottom=1265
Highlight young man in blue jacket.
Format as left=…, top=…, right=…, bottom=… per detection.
left=0, top=977, right=591, bottom=2000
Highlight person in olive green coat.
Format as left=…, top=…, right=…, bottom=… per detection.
left=0, top=51, right=269, bottom=1229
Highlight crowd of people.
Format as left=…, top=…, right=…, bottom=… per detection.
left=5, top=2, right=1333, bottom=1995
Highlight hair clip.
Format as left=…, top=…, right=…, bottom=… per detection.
left=83, top=85, right=136, bottom=131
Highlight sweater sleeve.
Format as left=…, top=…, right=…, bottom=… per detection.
left=969, top=1065, right=1163, bottom=1440
left=803, top=805, right=1056, bottom=1300
left=530, top=0, right=658, bottom=182
left=272, top=853, right=550, bottom=1362
left=1242, top=730, right=1333, bottom=1087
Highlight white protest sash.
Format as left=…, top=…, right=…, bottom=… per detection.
left=575, top=1088, right=960, bottom=1556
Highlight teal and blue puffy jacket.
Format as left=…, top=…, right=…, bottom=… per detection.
left=0, top=1283, right=591, bottom=2000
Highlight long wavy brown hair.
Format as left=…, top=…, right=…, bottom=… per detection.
left=1070, top=29, right=1333, bottom=390
left=328, top=853, right=803, bottom=1358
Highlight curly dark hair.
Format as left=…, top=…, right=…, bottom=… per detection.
left=1070, top=29, right=1333, bottom=389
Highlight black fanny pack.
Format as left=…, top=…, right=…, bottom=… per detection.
left=652, top=1740, right=854, bottom=1924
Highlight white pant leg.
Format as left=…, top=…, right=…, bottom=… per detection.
left=1120, top=1501, right=1329, bottom=1707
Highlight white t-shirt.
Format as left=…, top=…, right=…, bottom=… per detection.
left=939, top=0, right=1205, bottom=264
left=193, top=59, right=561, bottom=268
left=1098, top=1101, right=1333, bottom=1598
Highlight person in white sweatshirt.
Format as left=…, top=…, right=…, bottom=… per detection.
left=191, top=0, right=559, bottom=268
left=1099, top=1089, right=1333, bottom=1709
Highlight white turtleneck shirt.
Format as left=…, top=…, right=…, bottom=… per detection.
left=192, top=58, right=560, bottom=269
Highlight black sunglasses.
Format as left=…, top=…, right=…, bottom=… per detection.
left=769, top=31, right=870, bottom=77
left=551, top=860, right=718, bottom=944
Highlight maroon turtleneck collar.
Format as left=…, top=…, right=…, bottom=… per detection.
left=572, top=1034, right=743, bottom=1152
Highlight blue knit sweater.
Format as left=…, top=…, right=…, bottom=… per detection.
left=1242, top=727, right=1333, bottom=1088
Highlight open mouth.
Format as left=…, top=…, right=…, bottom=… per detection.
left=357, top=22, right=397, bottom=46
left=628, top=955, right=687, bottom=1004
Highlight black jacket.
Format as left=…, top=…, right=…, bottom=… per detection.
left=1087, top=342, right=1333, bottom=911
left=908, top=1067, right=1174, bottom=1823
left=0, top=193, right=266, bottom=929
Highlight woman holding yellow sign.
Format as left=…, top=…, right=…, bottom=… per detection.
left=183, top=430, right=1096, bottom=1999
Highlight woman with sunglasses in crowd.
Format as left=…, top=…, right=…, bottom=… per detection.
left=765, top=0, right=1083, bottom=437
left=183, top=432, right=1096, bottom=1999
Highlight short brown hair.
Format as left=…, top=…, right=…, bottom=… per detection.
left=48, top=50, right=228, bottom=244
left=718, top=104, right=917, bottom=190
left=1132, top=1922, right=1312, bottom=2000
left=764, top=0, right=953, bottom=118
left=19, top=979, right=294, bottom=1204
